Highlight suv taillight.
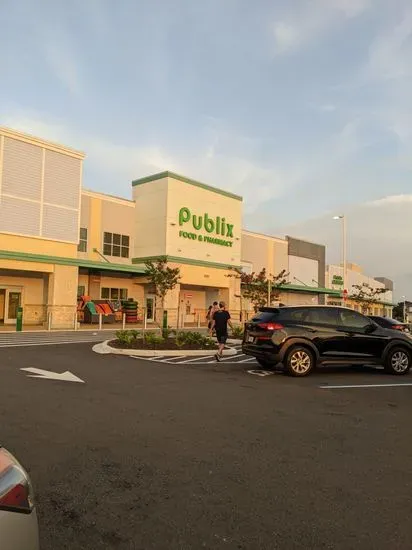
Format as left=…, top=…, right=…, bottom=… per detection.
left=257, top=322, right=284, bottom=331
left=392, top=325, right=404, bottom=331
left=0, top=448, right=35, bottom=514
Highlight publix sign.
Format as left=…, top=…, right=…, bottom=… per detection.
left=178, top=207, right=234, bottom=247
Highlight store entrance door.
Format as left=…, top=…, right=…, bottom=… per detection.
left=5, top=289, right=22, bottom=325
left=146, top=295, right=156, bottom=323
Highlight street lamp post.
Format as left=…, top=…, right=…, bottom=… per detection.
left=333, top=215, right=347, bottom=305
left=401, top=295, right=406, bottom=323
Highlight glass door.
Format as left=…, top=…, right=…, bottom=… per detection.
left=146, top=295, right=156, bottom=323
left=5, top=289, right=22, bottom=324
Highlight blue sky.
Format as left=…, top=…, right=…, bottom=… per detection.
left=1, top=0, right=411, bottom=296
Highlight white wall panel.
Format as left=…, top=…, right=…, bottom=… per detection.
left=2, top=137, right=42, bottom=200
left=43, top=150, right=80, bottom=208
left=42, top=204, right=78, bottom=242
left=0, top=195, right=40, bottom=235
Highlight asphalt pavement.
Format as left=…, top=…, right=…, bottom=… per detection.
left=1, top=343, right=412, bottom=549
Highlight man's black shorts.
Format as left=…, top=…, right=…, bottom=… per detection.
left=216, top=332, right=228, bottom=344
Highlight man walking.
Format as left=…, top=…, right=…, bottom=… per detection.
left=211, top=301, right=233, bottom=361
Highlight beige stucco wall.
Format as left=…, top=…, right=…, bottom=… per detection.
left=279, top=291, right=319, bottom=306
left=0, top=233, right=77, bottom=259
left=241, top=231, right=288, bottom=275
left=133, top=177, right=168, bottom=259
left=166, top=176, right=242, bottom=267
left=79, top=190, right=135, bottom=264
left=46, top=264, right=78, bottom=328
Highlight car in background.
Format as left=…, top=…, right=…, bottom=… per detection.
left=242, top=305, right=412, bottom=377
left=369, top=316, right=410, bottom=333
left=0, top=446, right=39, bottom=550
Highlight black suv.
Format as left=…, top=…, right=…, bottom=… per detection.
left=242, top=306, right=412, bottom=377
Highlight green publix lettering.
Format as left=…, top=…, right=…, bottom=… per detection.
left=178, top=207, right=234, bottom=238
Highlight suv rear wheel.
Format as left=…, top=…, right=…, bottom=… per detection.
left=384, top=347, right=411, bottom=375
left=284, top=346, right=315, bottom=377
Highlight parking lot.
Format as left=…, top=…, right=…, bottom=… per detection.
left=1, top=342, right=412, bottom=549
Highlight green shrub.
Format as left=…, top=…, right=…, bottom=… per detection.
left=129, top=329, right=141, bottom=340
left=144, top=332, right=164, bottom=348
left=231, top=325, right=244, bottom=339
left=116, top=330, right=132, bottom=345
left=175, top=331, right=214, bottom=349
left=175, top=331, right=187, bottom=348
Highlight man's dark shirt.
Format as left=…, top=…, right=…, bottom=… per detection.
left=213, top=310, right=231, bottom=334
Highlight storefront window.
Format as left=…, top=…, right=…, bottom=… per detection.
left=101, top=287, right=128, bottom=301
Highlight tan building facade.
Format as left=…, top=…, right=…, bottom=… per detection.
left=0, top=127, right=393, bottom=329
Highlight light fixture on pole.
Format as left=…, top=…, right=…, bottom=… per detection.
left=333, top=215, right=347, bottom=305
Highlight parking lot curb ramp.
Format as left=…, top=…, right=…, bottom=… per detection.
left=93, top=340, right=239, bottom=357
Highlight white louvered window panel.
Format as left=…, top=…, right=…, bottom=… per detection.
left=42, top=204, right=78, bottom=242
left=43, top=150, right=80, bottom=208
left=2, top=137, right=42, bottom=200
left=0, top=195, right=41, bottom=236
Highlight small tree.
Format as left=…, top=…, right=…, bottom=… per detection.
left=392, top=302, right=405, bottom=321
left=230, top=268, right=288, bottom=312
left=349, top=283, right=387, bottom=314
left=144, top=257, right=181, bottom=312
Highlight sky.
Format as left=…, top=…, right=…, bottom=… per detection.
left=0, top=0, right=411, bottom=298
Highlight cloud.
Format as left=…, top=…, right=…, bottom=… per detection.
left=272, top=0, right=372, bottom=55
left=272, top=22, right=301, bottom=54
left=0, top=112, right=292, bottom=214
left=280, top=194, right=412, bottom=299
left=368, top=194, right=412, bottom=206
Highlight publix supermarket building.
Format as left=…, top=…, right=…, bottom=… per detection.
left=0, top=127, right=393, bottom=328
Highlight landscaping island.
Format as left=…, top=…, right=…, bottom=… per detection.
left=111, top=329, right=217, bottom=351
left=93, top=329, right=242, bottom=357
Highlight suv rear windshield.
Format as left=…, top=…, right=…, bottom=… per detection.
left=251, top=310, right=280, bottom=322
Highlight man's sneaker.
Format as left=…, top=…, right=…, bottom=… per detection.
left=215, top=353, right=221, bottom=362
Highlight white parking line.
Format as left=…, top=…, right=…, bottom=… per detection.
left=320, top=383, right=412, bottom=389
left=179, top=355, right=214, bottom=363
left=237, top=357, right=257, bottom=363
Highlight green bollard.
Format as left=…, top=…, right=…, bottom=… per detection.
left=162, top=310, right=168, bottom=337
left=16, top=306, right=23, bottom=332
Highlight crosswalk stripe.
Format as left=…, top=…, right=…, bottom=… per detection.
left=179, top=355, right=214, bottom=363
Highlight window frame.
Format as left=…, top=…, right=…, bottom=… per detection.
left=101, top=287, right=128, bottom=301
left=78, top=227, right=88, bottom=253
left=102, top=232, right=130, bottom=258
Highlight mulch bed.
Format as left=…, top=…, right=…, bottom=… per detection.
left=109, top=338, right=217, bottom=351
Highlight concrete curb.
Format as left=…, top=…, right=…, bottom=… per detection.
left=93, top=340, right=238, bottom=357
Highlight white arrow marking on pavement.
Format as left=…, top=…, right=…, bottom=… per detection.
left=20, top=368, right=85, bottom=383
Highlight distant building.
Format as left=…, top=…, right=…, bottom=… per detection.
left=326, top=263, right=394, bottom=316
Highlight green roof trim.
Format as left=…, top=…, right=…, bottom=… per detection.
left=279, top=283, right=342, bottom=296
left=0, top=250, right=146, bottom=274
left=132, top=255, right=242, bottom=271
left=132, top=171, right=243, bottom=202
